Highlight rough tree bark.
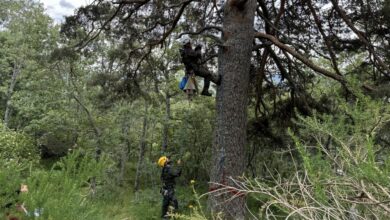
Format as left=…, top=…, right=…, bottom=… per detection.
left=134, top=100, right=148, bottom=192
left=209, top=0, right=256, bottom=219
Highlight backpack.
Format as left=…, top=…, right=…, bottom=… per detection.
left=179, top=76, right=188, bottom=90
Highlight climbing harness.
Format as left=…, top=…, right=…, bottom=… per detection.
left=183, top=73, right=198, bottom=100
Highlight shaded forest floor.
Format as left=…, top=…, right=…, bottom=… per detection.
left=95, top=185, right=205, bottom=219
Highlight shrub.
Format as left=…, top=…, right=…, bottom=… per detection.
left=212, top=96, right=390, bottom=219
left=1, top=149, right=113, bottom=220
left=0, top=122, right=38, bottom=213
left=0, top=122, right=38, bottom=163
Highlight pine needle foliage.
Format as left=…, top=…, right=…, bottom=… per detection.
left=227, top=94, right=390, bottom=219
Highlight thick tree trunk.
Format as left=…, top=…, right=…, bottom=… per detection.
left=4, top=63, right=21, bottom=127
left=134, top=101, right=148, bottom=192
left=209, top=0, right=256, bottom=219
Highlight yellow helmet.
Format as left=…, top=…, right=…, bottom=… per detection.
left=158, top=156, right=168, bottom=167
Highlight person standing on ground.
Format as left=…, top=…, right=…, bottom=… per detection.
left=158, top=156, right=182, bottom=219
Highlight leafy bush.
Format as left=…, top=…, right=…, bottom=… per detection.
left=1, top=149, right=115, bottom=220
left=0, top=123, right=38, bottom=214
left=0, top=122, right=38, bottom=163
left=0, top=157, right=30, bottom=216
left=22, top=150, right=113, bottom=219
left=211, top=95, right=390, bottom=219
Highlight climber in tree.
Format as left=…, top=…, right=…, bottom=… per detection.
left=179, top=36, right=219, bottom=96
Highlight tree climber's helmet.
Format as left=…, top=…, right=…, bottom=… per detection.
left=158, top=156, right=168, bottom=167
left=180, top=35, right=191, bottom=45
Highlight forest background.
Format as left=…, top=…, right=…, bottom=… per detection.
left=1, top=0, right=390, bottom=219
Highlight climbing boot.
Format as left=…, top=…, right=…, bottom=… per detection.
left=201, top=90, right=212, bottom=96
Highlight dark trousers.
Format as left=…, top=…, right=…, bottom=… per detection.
left=161, top=187, right=178, bottom=218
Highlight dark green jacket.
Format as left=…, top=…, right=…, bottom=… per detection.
left=161, top=162, right=181, bottom=188
left=180, top=45, right=201, bottom=72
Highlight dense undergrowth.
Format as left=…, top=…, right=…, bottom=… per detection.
left=192, top=94, right=390, bottom=219
left=2, top=91, right=390, bottom=220
left=0, top=139, right=203, bottom=219
left=1, top=89, right=390, bottom=220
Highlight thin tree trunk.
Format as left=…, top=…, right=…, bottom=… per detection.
left=209, top=0, right=256, bottom=219
left=134, top=100, right=148, bottom=192
left=73, top=95, right=100, bottom=137
left=162, top=93, right=171, bottom=152
left=148, top=122, right=157, bottom=188
left=72, top=94, right=102, bottom=195
left=70, top=70, right=102, bottom=195
left=118, top=122, right=130, bottom=186
left=4, top=63, right=21, bottom=127
left=69, top=64, right=102, bottom=161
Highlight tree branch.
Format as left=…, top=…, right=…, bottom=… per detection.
left=255, top=32, right=347, bottom=84
left=113, top=0, right=149, bottom=4
left=306, top=0, right=341, bottom=76
left=74, top=3, right=124, bottom=50
left=72, top=94, right=101, bottom=138
left=178, top=26, right=223, bottom=38
left=153, top=0, right=193, bottom=46
left=330, top=0, right=390, bottom=78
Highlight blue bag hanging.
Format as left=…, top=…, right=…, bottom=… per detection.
left=179, top=76, right=188, bottom=90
